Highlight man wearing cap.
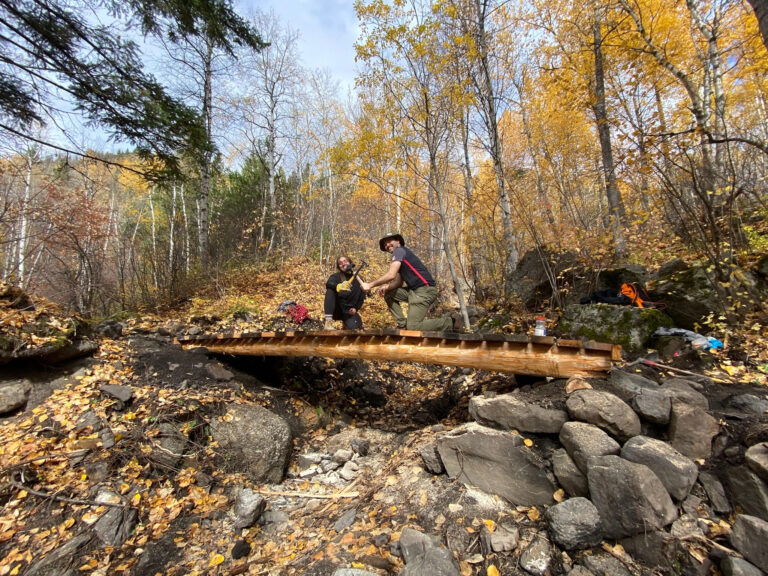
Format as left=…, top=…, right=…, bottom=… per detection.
left=360, top=233, right=453, bottom=332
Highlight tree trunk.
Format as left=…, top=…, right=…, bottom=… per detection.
left=592, top=10, right=626, bottom=259
left=198, top=38, right=214, bottom=269
left=747, top=0, right=768, bottom=51
left=470, top=0, right=519, bottom=298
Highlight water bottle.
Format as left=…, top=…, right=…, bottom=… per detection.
left=534, top=317, right=547, bottom=337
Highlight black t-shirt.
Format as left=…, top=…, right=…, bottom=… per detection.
left=326, top=271, right=365, bottom=313
left=391, top=246, right=435, bottom=289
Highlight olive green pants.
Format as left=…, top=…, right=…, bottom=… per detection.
left=384, top=286, right=452, bottom=332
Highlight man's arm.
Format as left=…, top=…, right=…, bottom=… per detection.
left=361, top=260, right=401, bottom=292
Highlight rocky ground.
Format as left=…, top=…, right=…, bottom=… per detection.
left=1, top=312, right=768, bottom=576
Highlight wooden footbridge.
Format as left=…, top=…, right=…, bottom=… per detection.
left=176, top=329, right=621, bottom=378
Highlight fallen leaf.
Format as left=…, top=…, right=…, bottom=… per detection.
left=208, top=553, right=225, bottom=567
left=487, top=566, right=500, bottom=576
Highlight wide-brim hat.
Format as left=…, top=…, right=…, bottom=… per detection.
left=379, top=232, right=405, bottom=251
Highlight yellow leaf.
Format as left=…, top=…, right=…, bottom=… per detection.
left=17, top=490, right=27, bottom=499
left=488, top=566, right=500, bottom=576
left=209, top=553, right=225, bottom=567
left=523, top=438, right=534, bottom=447
left=79, top=557, right=98, bottom=570
left=553, top=489, right=565, bottom=502
left=527, top=507, right=540, bottom=522
left=483, top=519, right=496, bottom=532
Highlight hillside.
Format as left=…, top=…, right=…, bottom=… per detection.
left=2, top=262, right=768, bottom=576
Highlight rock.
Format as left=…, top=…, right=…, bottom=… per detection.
left=621, top=436, right=699, bottom=500
left=509, top=248, right=579, bottom=307
left=333, top=449, right=354, bottom=463
left=745, top=442, right=768, bottom=483
left=232, top=488, right=266, bottom=529
left=699, top=472, right=732, bottom=514
left=100, top=384, right=133, bottom=404
left=0, top=379, right=32, bottom=414
left=437, top=423, right=555, bottom=506
left=568, top=567, right=597, bottom=576
left=720, top=556, right=765, bottom=576
left=39, top=338, right=99, bottom=363
left=609, top=369, right=660, bottom=402
left=730, top=515, right=768, bottom=572
left=566, top=389, right=641, bottom=441
left=552, top=448, right=589, bottom=497
left=725, top=394, right=768, bottom=417
left=92, top=489, right=138, bottom=546
left=559, top=304, right=673, bottom=356
left=620, top=530, right=678, bottom=571
left=489, top=524, right=519, bottom=552
left=350, top=438, right=370, bottom=456
left=580, top=553, right=633, bottom=576
left=205, top=363, right=234, bottom=381
left=399, top=547, right=460, bottom=576
left=668, top=403, right=719, bottom=460
left=587, top=455, right=678, bottom=539
left=333, top=570, right=380, bottom=576
left=398, top=527, right=460, bottom=576
left=96, top=320, right=123, bottom=339
left=468, top=393, right=568, bottom=434
left=298, top=452, right=324, bottom=470
left=657, top=258, right=689, bottom=278
left=545, top=497, right=604, bottom=550
left=151, top=422, right=188, bottom=470
left=420, top=443, right=445, bottom=474
left=632, top=388, right=672, bottom=425
left=24, top=534, right=90, bottom=576
left=339, top=461, right=358, bottom=481
left=723, top=465, right=768, bottom=522
left=210, top=404, right=292, bottom=483
left=658, top=378, right=709, bottom=409
left=519, top=535, right=553, bottom=576
left=653, top=265, right=724, bottom=331
left=559, top=421, right=621, bottom=474
left=399, top=527, right=440, bottom=563
left=670, top=514, right=705, bottom=538
left=333, top=508, right=357, bottom=532
left=231, top=540, right=251, bottom=559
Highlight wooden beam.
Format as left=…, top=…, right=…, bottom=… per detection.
left=176, top=329, right=620, bottom=378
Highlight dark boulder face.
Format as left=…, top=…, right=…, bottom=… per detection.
left=508, top=248, right=580, bottom=307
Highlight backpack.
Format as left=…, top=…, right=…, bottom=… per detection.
left=579, top=289, right=632, bottom=306
left=620, top=282, right=665, bottom=310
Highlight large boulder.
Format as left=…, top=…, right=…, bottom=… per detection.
left=545, top=497, right=604, bottom=550
left=587, top=455, right=678, bottom=539
left=509, top=249, right=580, bottom=308
left=469, top=393, right=568, bottom=434
left=0, top=379, right=32, bottom=414
left=620, top=436, right=699, bottom=501
left=559, top=304, right=673, bottom=356
left=436, top=423, right=555, bottom=506
left=565, top=389, right=641, bottom=441
left=209, top=404, right=292, bottom=483
left=559, top=421, right=621, bottom=474
left=654, top=264, right=761, bottom=331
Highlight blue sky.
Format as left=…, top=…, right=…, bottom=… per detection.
left=237, top=0, right=361, bottom=92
